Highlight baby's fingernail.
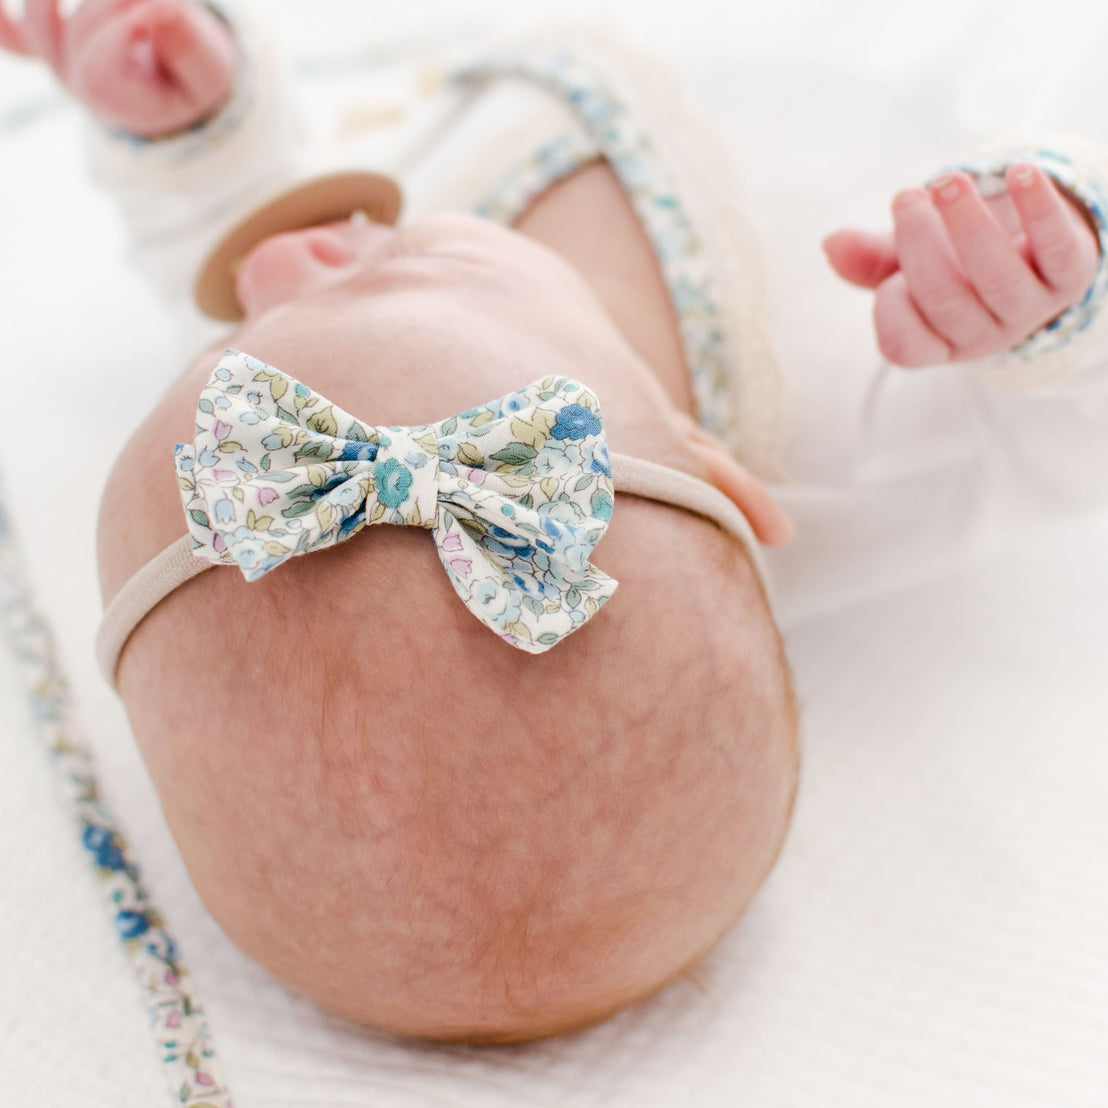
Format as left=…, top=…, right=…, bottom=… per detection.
left=930, top=174, right=962, bottom=204
left=1010, top=163, right=1037, bottom=189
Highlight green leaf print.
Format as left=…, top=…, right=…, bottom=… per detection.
left=307, top=407, right=339, bottom=436
left=490, top=444, right=538, bottom=467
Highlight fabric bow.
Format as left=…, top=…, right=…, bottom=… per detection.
left=174, top=349, right=618, bottom=652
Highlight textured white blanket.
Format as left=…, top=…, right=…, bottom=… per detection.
left=1, top=1, right=1106, bottom=1105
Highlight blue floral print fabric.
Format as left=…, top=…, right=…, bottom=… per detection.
left=175, top=350, right=618, bottom=652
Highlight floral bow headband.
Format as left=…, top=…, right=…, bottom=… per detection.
left=173, top=349, right=618, bottom=653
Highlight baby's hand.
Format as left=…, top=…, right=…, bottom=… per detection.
left=0, top=0, right=235, bottom=137
left=823, top=165, right=1100, bottom=366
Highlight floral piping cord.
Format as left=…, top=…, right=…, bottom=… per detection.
left=0, top=485, right=233, bottom=1107
left=459, top=48, right=734, bottom=445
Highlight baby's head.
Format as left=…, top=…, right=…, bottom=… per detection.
left=98, top=214, right=799, bottom=1042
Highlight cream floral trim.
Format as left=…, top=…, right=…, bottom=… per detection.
left=473, top=128, right=601, bottom=224
left=457, top=47, right=739, bottom=450
left=0, top=488, right=233, bottom=1106
left=175, top=350, right=618, bottom=652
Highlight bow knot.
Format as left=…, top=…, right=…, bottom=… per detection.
left=367, top=427, right=440, bottom=527
left=173, top=350, right=618, bottom=653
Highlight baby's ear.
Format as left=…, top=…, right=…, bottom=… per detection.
left=674, top=414, right=794, bottom=546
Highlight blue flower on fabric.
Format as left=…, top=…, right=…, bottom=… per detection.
left=340, top=508, right=367, bottom=536
left=116, top=909, right=151, bottom=941
left=374, top=459, right=413, bottom=509
left=143, top=930, right=179, bottom=964
left=483, top=524, right=535, bottom=561
left=551, top=404, right=602, bottom=441
left=338, top=440, right=378, bottom=463
left=316, top=473, right=348, bottom=497
left=328, top=480, right=366, bottom=508
left=83, top=825, right=125, bottom=871
left=475, top=579, right=502, bottom=608
left=511, top=571, right=547, bottom=597
left=591, top=489, right=614, bottom=522
left=213, top=498, right=235, bottom=524
left=590, top=441, right=612, bottom=477
left=226, top=526, right=278, bottom=576
left=487, top=538, right=536, bottom=561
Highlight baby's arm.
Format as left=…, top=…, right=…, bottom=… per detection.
left=767, top=141, right=1108, bottom=626
left=824, top=164, right=1101, bottom=368
left=0, top=0, right=235, bottom=136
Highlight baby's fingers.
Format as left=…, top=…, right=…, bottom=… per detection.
left=928, top=171, right=1046, bottom=327
left=873, top=271, right=953, bottom=367
left=892, top=186, right=1000, bottom=356
left=144, top=0, right=234, bottom=106
left=1006, top=163, right=1100, bottom=298
left=823, top=228, right=899, bottom=289
left=22, top=0, right=64, bottom=72
left=0, top=6, right=31, bottom=54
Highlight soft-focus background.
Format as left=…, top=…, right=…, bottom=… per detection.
left=2, top=2, right=1107, bottom=1106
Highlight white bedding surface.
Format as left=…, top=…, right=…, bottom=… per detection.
left=2, top=1, right=1107, bottom=1105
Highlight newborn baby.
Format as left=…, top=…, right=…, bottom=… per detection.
left=98, top=207, right=801, bottom=1042
left=3, top=0, right=1103, bottom=1043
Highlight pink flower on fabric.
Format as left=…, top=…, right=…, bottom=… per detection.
left=212, top=420, right=232, bottom=440
left=213, top=469, right=235, bottom=484
left=257, top=487, right=279, bottom=507
left=441, top=531, right=463, bottom=552
left=196, top=1073, right=214, bottom=1087
left=465, top=468, right=486, bottom=484
left=166, top=1011, right=181, bottom=1028
left=450, top=558, right=473, bottom=577
left=213, top=535, right=226, bottom=553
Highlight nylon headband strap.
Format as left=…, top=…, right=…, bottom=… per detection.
left=96, top=453, right=770, bottom=687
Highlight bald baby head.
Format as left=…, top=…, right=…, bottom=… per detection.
left=98, top=212, right=798, bottom=1040
left=114, top=495, right=797, bottom=1040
